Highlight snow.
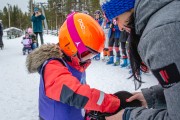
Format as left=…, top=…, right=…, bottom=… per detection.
left=0, top=34, right=158, bottom=120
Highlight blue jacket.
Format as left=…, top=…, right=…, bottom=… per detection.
left=95, top=17, right=103, bottom=26
left=31, top=14, right=45, bottom=32
left=39, top=58, right=85, bottom=120
left=108, top=23, right=121, bottom=39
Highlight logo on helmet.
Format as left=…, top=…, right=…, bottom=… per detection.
left=78, top=19, right=85, bottom=34
left=75, top=42, right=81, bottom=47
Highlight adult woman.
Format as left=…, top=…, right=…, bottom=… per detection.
left=101, top=0, right=180, bottom=120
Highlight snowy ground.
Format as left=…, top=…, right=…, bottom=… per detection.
left=0, top=35, right=158, bottom=120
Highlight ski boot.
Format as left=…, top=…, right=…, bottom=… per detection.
left=113, top=57, right=120, bottom=66
left=120, top=58, right=128, bottom=67
left=106, top=56, right=114, bottom=65
left=93, top=54, right=100, bottom=61
left=102, top=56, right=109, bottom=62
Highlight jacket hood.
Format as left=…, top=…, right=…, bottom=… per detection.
left=134, top=0, right=174, bottom=35
left=26, top=44, right=63, bottom=73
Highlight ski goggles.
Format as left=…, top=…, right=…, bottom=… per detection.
left=67, top=12, right=99, bottom=62
left=80, top=47, right=99, bottom=62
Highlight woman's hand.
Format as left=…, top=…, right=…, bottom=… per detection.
left=126, top=92, right=147, bottom=107
left=105, top=109, right=125, bottom=120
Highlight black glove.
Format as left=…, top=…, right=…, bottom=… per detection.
left=85, top=91, right=141, bottom=120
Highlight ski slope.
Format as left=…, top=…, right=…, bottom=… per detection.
left=0, top=35, right=158, bottom=120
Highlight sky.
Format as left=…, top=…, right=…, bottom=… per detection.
left=0, top=33, right=158, bottom=119
left=0, top=0, right=47, bottom=13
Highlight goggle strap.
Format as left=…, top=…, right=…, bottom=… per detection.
left=67, top=12, right=88, bottom=54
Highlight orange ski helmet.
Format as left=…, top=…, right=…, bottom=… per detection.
left=59, top=12, right=105, bottom=61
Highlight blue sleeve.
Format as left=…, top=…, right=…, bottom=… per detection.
left=40, top=15, right=45, bottom=20
left=31, top=15, right=36, bottom=22
left=123, top=108, right=134, bottom=120
left=99, top=18, right=103, bottom=26
left=114, top=25, right=120, bottom=30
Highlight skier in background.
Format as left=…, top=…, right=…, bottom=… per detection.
left=106, top=19, right=121, bottom=66
left=93, top=10, right=104, bottom=60
left=0, top=20, right=4, bottom=49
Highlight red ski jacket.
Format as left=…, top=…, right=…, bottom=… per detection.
left=43, top=56, right=120, bottom=113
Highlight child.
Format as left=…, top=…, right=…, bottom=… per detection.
left=102, top=17, right=110, bottom=62
left=119, top=31, right=129, bottom=67
left=27, top=27, right=37, bottom=50
left=26, top=12, right=121, bottom=120
left=106, top=19, right=121, bottom=66
left=21, top=32, right=32, bottom=55
left=93, top=10, right=104, bottom=60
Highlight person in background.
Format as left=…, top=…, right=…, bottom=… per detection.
left=26, top=12, right=120, bottom=120
left=119, top=31, right=129, bottom=68
left=31, top=7, right=45, bottom=46
left=0, top=20, right=4, bottom=49
left=21, top=32, right=32, bottom=55
left=27, top=27, right=37, bottom=50
left=106, top=19, right=121, bottom=66
left=93, top=10, right=104, bottom=60
left=102, top=16, right=110, bottom=62
left=82, top=10, right=89, bottom=15
left=101, top=0, right=180, bottom=120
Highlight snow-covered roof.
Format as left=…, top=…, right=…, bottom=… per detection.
left=3, top=27, right=22, bottom=32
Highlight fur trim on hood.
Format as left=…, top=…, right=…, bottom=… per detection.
left=26, top=44, right=63, bottom=73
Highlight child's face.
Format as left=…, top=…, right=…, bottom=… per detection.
left=25, top=34, right=29, bottom=38
left=95, top=14, right=100, bottom=19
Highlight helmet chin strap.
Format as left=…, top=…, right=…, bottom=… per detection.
left=67, top=12, right=88, bottom=56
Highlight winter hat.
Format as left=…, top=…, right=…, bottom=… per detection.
left=100, top=0, right=135, bottom=21
left=82, top=10, right=89, bottom=15
left=34, top=7, right=39, bottom=12
left=94, top=10, right=102, bottom=15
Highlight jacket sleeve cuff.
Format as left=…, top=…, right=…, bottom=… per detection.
left=142, top=85, right=166, bottom=109
left=123, top=108, right=135, bottom=120
left=141, top=88, right=154, bottom=108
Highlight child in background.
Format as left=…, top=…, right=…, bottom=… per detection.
left=102, top=16, right=110, bottom=62
left=93, top=10, right=104, bottom=60
left=119, top=31, right=129, bottom=67
left=27, top=27, right=37, bottom=50
left=21, top=32, right=32, bottom=55
left=106, top=19, right=121, bottom=66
